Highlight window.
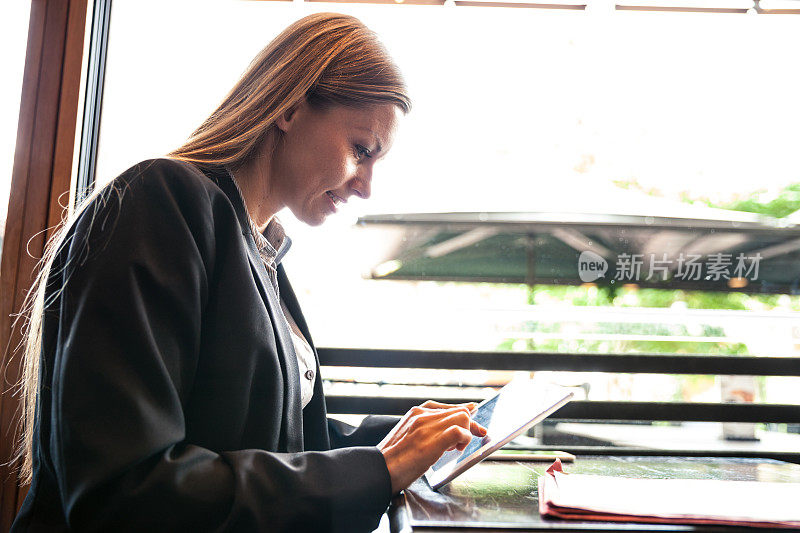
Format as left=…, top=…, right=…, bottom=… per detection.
left=94, top=0, right=800, bottom=453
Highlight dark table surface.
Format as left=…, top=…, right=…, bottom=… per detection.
left=388, top=455, right=800, bottom=532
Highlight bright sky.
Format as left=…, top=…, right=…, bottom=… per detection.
left=95, top=1, right=800, bottom=213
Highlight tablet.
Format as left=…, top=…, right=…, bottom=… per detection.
left=424, top=378, right=574, bottom=490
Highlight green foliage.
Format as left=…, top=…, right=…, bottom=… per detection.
left=528, top=284, right=614, bottom=306
left=505, top=283, right=798, bottom=357
left=673, top=375, right=716, bottom=402
left=617, top=179, right=800, bottom=220
left=496, top=338, right=518, bottom=351
left=696, top=183, right=800, bottom=219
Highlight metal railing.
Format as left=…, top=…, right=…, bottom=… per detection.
left=320, top=347, right=800, bottom=462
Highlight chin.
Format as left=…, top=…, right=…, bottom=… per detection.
left=301, top=212, right=327, bottom=227
left=290, top=206, right=327, bottom=227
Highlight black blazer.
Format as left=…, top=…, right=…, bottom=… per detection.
left=13, top=159, right=398, bottom=532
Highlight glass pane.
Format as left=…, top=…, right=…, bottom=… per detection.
left=96, top=1, right=800, bottom=448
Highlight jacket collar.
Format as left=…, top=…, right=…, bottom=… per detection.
left=199, top=164, right=252, bottom=233
left=201, top=164, right=304, bottom=452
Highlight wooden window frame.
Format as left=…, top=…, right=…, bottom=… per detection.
left=0, top=0, right=91, bottom=527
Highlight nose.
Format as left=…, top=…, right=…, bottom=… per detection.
left=350, top=167, right=372, bottom=200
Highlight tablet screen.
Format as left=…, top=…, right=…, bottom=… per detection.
left=425, top=378, right=573, bottom=490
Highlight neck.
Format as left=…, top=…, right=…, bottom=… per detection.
left=231, top=136, right=283, bottom=232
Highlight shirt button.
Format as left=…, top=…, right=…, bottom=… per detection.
left=304, top=369, right=315, bottom=380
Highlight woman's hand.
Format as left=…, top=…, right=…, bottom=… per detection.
left=377, top=400, right=488, bottom=494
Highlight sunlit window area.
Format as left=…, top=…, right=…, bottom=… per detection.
left=94, top=0, right=800, bottom=446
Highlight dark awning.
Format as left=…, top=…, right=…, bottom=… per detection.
left=359, top=211, right=800, bottom=294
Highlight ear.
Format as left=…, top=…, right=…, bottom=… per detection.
left=275, top=99, right=307, bottom=133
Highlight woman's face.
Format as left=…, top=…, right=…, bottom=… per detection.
left=273, top=101, right=402, bottom=226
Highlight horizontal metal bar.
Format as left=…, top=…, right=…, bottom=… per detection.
left=368, top=273, right=800, bottom=296
left=325, top=397, right=800, bottom=423
left=358, top=212, right=793, bottom=233
left=498, top=333, right=734, bottom=343
left=318, top=348, right=800, bottom=376
left=454, top=0, right=586, bottom=8
left=616, top=4, right=749, bottom=13
left=557, top=402, right=800, bottom=423
left=502, top=446, right=800, bottom=464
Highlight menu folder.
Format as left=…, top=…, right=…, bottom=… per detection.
left=539, top=459, right=800, bottom=529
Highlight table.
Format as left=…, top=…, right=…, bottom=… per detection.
left=388, top=456, right=800, bottom=532
left=553, top=422, right=800, bottom=455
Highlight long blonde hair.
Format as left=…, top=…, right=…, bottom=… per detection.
left=17, top=11, right=411, bottom=483
left=170, top=12, right=411, bottom=166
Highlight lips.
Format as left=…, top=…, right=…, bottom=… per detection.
left=326, top=191, right=346, bottom=206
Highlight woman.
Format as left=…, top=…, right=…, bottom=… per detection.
left=12, top=12, right=485, bottom=533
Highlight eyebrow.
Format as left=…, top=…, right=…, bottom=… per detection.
left=356, top=127, right=383, bottom=155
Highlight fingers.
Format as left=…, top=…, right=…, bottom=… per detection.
left=435, top=410, right=481, bottom=449
left=433, top=410, right=473, bottom=451
left=391, top=401, right=486, bottom=454
left=380, top=400, right=490, bottom=494
left=419, top=402, right=487, bottom=436
left=470, top=419, right=488, bottom=437
left=443, top=425, right=473, bottom=451
left=381, top=403, right=472, bottom=449
left=445, top=424, right=488, bottom=451
left=415, top=401, right=487, bottom=439
left=421, top=400, right=479, bottom=413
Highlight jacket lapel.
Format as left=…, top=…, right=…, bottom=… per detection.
left=277, top=266, right=315, bottom=350
left=209, top=167, right=303, bottom=452
left=278, top=266, right=332, bottom=451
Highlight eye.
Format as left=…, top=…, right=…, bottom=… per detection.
left=354, top=144, right=372, bottom=161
